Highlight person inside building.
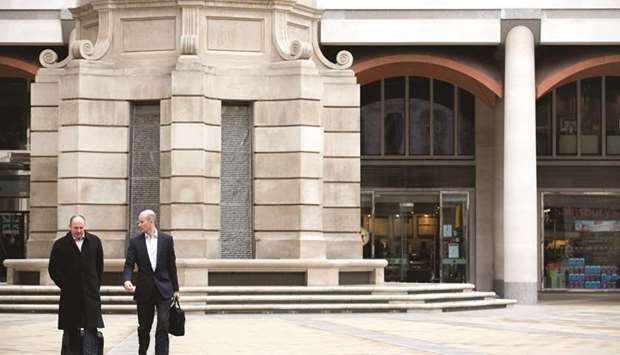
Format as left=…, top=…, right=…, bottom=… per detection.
left=48, top=215, right=104, bottom=355
left=123, top=209, right=180, bottom=355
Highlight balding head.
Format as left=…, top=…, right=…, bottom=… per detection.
left=137, top=209, right=157, bottom=234
left=68, top=214, right=86, bottom=238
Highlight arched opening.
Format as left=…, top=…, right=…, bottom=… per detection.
left=537, top=70, right=620, bottom=291
left=353, top=54, right=502, bottom=106
left=359, top=74, right=481, bottom=284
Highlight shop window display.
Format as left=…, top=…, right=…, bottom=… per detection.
left=543, top=194, right=620, bottom=289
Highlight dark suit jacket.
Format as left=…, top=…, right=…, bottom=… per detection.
left=123, top=232, right=179, bottom=303
left=48, top=232, right=104, bottom=329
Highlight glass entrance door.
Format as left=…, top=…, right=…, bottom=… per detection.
left=440, top=192, right=469, bottom=283
left=372, top=193, right=440, bottom=282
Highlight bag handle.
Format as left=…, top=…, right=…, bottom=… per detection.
left=170, top=298, right=181, bottom=308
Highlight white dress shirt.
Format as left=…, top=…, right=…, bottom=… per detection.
left=73, top=234, right=85, bottom=252
left=145, top=229, right=158, bottom=270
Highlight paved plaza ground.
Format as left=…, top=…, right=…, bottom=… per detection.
left=0, top=293, right=618, bottom=355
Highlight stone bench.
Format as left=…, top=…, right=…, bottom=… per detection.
left=3, top=258, right=387, bottom=286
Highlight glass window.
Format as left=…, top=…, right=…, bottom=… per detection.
left=0, top=79, right=29, bottom=150
left=458, top=88, right=475, bottom=156
left=360, top=77, right=474, bottom=158
left=556, top=82, right=578, bottom=155
left=361, top=192, right=374, bottom=259
left=536, top=92, right=553, bottom=156
left=580, top=77, right=602, bottom=155
left=409, top=77, right=431, bottom=155
left=543, top=194, right=620, bottom=290
left=384, top=77, right=406, bottom=155
left=0, top=213, right=27, bottom=282
left=606, top=76, right=620, bottom=155
left=361, top=80, right=381, bottom=155
left=433, top=80, right=455, bottom=155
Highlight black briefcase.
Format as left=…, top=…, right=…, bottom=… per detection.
left=80, top=329, right=104, bottom=355
left=169, top=299, right=185, bottom=336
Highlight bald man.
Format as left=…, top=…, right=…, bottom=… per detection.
left=123, top=210, right=179, bottom=355
left=48, top=215, right=104, bottom=355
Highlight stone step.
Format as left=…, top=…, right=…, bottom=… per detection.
left=0, top=299, right=515, bottom=313
left=0, top=283, right=514, bottom=313
left=0, top=291, right=497, bottom=304
left=0, top=283, right=475, bottom=295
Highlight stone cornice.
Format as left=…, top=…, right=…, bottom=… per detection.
left=76, top=0, right=321, bottom=16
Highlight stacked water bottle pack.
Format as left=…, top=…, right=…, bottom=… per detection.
left=601, top=265, right=619, bottom=289
left=567, top=258, right=618, bottom=289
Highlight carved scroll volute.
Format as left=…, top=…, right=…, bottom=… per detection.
left=181, top=7, right=199, bottom=55
left=311, top=21, right=353, bottom=70
left=40, top=28, right=77, bottom=68
left=272, top=9, right=313, bottom=61
left=40, top=8, right=113, bottom=68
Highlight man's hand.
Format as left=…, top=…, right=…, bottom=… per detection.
left=173, top=291, right=180, bottom=301
left=123, top=280, right=135, bottom=292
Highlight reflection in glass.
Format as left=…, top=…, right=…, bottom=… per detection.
left=384, top=77, right=405, bottom=155
left=361, top=193, right=374, bottom=259
left=433, top=80, right=455, bottom=155
left=580, top=77, right=602, bottom=155
left=458, top=89, right=475, bottom=156
left=606, top=76, right=620, bottom=155
left=543, top=194, right=620, bottom=289
left=536, top=92, right=553, bottom=156
left=361, top=81, right=381, bottom=155
left=409, top=77, right=431, bottom=155
left=373, top=194, right=440, bottom=282
left=556, top=82, right=578, bottom=155
left=440, top=192, right=468, bottom=283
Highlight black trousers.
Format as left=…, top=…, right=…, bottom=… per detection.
left=61, top=327, right=98, bottom=355
left=137, top=286, right=171, bottom=355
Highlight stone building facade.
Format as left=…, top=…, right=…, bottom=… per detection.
left=29, top=1, right=361, bottom=264
left=3, top=0, right=620, bottom=304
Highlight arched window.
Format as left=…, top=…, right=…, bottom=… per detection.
left=361, top=76, right=475, bottom=157
left=537, top=76, right=620, bottom=156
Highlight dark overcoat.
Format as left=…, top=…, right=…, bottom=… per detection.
left=123, top=232, right=179, bottom=303
left=48, top=232, right=105, bottom=330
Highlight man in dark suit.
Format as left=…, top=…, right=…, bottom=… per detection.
left=48, top=214, right=104, bottom=355
left=123, top=209, right=179, bottom=355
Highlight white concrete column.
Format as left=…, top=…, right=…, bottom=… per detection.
left=503, top=26, right=538, bottom=304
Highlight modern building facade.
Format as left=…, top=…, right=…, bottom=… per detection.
left=0, top=0, right=73, bottom=282
left=2, top=0, right=620, bottom=303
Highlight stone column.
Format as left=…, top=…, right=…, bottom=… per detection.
left=56, top=61, right=129, bottom=258
left=253, top=60, right=326, bottom=259
left=493, top=100, right=505, bottom=295
left=475, top=98, right=495, bottom=291
left=321, top=73, right=362, bottom=259
left=503, top=26, right=538, bottom=304
left=163, top=59, right=221, bottom=258
left=28, top=69, right=62, bottom=257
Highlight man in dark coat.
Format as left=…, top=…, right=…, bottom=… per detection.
left=123, top=209, right=179, bottom=355
left=48, top=214, right=104, bottom=355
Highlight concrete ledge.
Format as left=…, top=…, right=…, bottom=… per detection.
left=3, top=258, right=388, bottom=287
